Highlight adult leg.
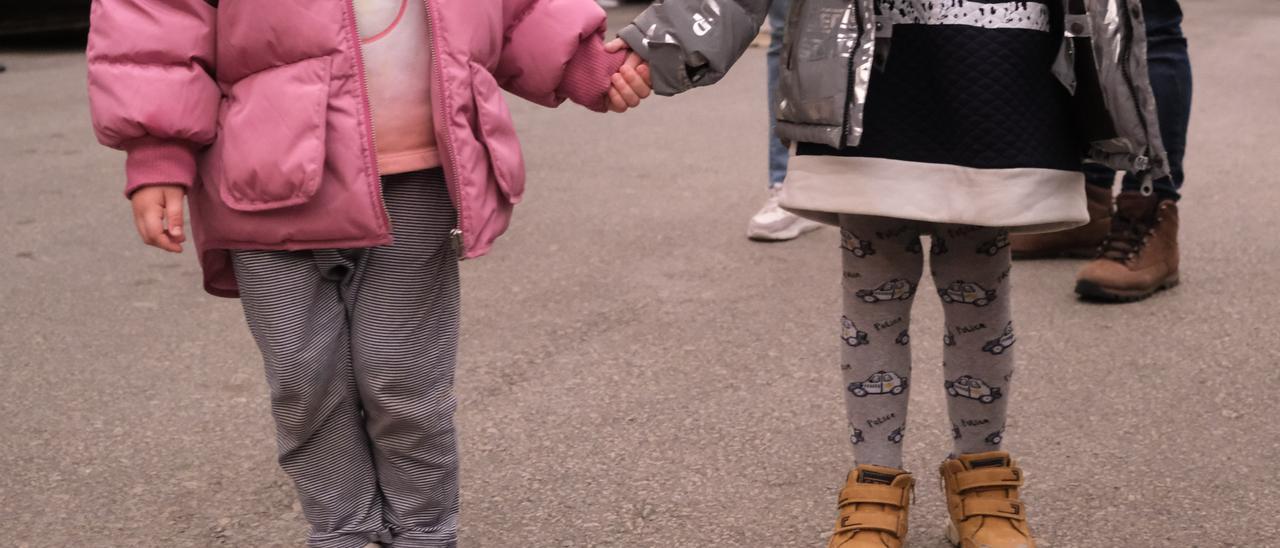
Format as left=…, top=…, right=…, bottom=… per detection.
left=928, top=225, right=1014, bottom=454
left=748, top=0, right=822, bottom=241
left=838, top=215, right=923, bottom=469
left=1076, top=0, right=1187, bottom=301
left=232, top=250, right=386, bottom=548
left=766, top=0, right=791, bottom=189
left=1121, top=0, right=1192, bottom=200
left=346, top=170, right=462, bottom=548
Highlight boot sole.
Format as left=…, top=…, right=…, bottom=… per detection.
left=1075, top=275, right=1180, bottom=303
left=946, top=521, right=1038, bottom=548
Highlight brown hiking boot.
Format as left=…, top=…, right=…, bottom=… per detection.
left=1011, top=184, right=1112, bottom=259
left=1075, top=192, right=1180, bottom=302
left=940, top=451, right=1035, bottom=548
left=827, top=465, right=913, bottom=548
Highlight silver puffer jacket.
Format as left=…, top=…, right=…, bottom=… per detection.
left=620, top=0, right=1170, bottom=186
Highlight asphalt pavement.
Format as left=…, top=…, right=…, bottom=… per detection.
left=2, top=1, right=1279, bottom=546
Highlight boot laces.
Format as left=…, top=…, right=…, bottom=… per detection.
left=1099, top=214, right=1153, bottom=262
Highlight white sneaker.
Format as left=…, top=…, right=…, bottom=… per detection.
left=746, top=189, right=824, bottom=241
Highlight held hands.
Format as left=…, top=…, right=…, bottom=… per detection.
left=131, top=185, right=187, bottom=253
left=604, top=39, right=652, bottom=113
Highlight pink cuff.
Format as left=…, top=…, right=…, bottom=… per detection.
left=560, top=33, right=627, bottom=113
left=123, top=137, right=199, bottom=198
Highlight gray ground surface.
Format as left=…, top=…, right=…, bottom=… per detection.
left=2, top=1, right=1279, bottom=546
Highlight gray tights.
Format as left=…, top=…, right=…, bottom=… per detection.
left=839, top=214, right=1015, bottom=468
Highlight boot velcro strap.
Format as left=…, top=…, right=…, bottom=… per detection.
left=838, top=484, right=908, bottom=507
left=955, top=467, right=1023, bottom=491
left=960, top=498, right=1027, bottom=521
left=835, top=510, right=903, bottom=535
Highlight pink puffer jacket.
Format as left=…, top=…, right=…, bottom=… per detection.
left=88, top=0, right=624, bottom=297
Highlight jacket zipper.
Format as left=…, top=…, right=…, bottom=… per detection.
left=840, top=1, right=861, bottom=141
left=422, top=0, right=467, bottom=257
left=345, top=0, right=392, bottom=236
left=1117, top=2, right=1154, bottom=195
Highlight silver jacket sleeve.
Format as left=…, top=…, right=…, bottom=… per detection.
left=1085, top=0, right=1170, bottom=184
left=618, top=0, right=772, bottom=96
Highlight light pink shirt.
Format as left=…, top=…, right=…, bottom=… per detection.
left=354, top=0, right=439, bottom=175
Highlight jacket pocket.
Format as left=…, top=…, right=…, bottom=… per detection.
left=775, top=0, right=850, bottom=132
left=214, top=56, right=331, bottom=211
left=469, top=63, right=525, bottom=204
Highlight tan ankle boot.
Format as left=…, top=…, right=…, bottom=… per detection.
left=1011, top=184, right=1112, bottom=259
left=939, top=452, right=1034, bottom=548
left=827, top=465, right=913, bottom=548
left=1075, top=192, right=1180, bottom=302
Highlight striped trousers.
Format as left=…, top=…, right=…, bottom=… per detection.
left=231, top=169, right=460, bottom=548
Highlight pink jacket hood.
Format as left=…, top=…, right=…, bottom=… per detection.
left=88, top=0, right=624, bottom=297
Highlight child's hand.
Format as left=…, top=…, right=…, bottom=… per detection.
left=130, top=185, right=187, bottom=253
left=604, top=39, right=652, bottom=113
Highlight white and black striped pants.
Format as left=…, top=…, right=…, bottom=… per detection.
left=231, top=169, right=460, bottom=548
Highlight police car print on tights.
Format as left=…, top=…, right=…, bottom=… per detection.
left=888, top=426, right=905, bottom=444
left=938, top=281, right=997, bottom=307
left=857, top=279, right=917, bottom=303
left=850, top=426, right=865, bottom=445
left=986, top=427, right=1006, bottom=446
left=849, top=371, right=909, bottom=397
left=982, top=322, right=1016, bottom=355
left=895, top=329, right=910, bottom=346
left=977, top=232, right=1011, bottom=256
left=842, top=316, right=871, bottom=347
left=841, top=229, right=876, bottom=258
left=945, top=375, right=1003, bottom=404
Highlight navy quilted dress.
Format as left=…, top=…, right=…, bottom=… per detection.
left=796, top=0, right=1081, bottom=172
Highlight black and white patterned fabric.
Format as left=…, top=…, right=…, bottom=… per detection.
left=232, top=169, right=461, bottom=548
left=798, top=0, right=1081, bottom=172
left=877, top=0, right=1051, bottom=31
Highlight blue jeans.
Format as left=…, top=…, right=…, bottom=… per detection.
left=766, top=0, right=791, bottom=188
left=1084, top=0, right=1192, bottom=200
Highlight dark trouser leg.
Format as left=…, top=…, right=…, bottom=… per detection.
left=766, top=0, right=791, bottom=188
left=1101, top=0, right=1193, bottom=200
left=1134, top=0, right=1192, bottom=199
